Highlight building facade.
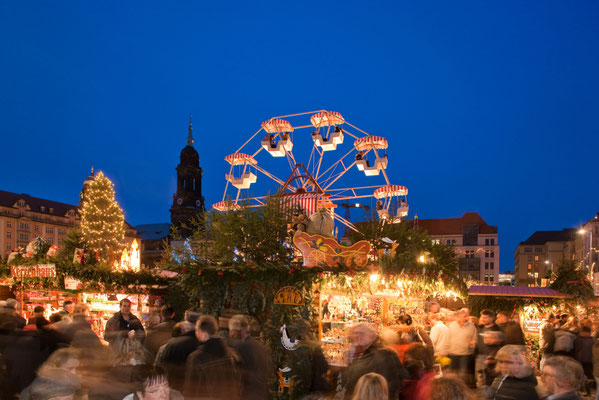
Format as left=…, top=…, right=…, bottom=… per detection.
left=513, top=229, right=577, bottom=287
left=576, top=213, right=599, bottom=272
left=0, top=186, right=139, bottom=259
left=416, top=212, right=499, bottom=285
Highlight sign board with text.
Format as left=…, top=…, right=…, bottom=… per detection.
left=11, top=264, right=57, bottom=278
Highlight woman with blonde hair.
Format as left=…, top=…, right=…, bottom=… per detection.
left=485, top=345, right=539, bottom=400
left=351, top=372, right=388, bottom=400
left=428, top=375, right=479, bottom=400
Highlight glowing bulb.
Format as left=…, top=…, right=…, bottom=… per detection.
left=370, top=274, right=379, bottom=283
left=419, top=255, right=425, bottom=263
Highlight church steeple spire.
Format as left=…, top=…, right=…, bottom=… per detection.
left=187, top=114, right=194, bottom=146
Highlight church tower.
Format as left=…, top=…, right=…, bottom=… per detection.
left=170, top=117, right=205, bottom=236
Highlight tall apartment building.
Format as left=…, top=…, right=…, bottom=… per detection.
left=513, top=229, right=577, bottom=287
left=0, top=187, right=139, bottom=259
left=416, top=212, right=499, bottom=284
left=576, top=213, right=599, bottom=272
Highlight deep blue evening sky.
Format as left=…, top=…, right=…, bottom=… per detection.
left=1, top=1, right=598, bottom=272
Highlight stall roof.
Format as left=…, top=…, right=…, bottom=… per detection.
left=469, top=285, right=569, bottom=298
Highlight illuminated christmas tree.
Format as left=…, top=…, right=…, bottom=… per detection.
left=80, top=171, right=125, bottom=264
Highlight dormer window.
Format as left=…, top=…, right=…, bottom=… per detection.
left=40, top=206, right=46, bottom=212
left=49, top=208, right=54, bottom=213
left=17, top=200, right=25, bottom=208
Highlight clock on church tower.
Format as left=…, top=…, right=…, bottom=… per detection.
left=170, top=118, right=205, bottom=237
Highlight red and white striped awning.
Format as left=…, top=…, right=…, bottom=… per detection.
left=261, top=118, right=294, bottom=133
left=212, top=201, right=241, bottom=211
left=354, top=136, right=388, bottom=151
left=278, top=192, right=320, bottom=217
left=310, top=111, right=345, bottom=127
left=224, top=153, right=257, bottom=166
left=374, top=185, right=408, bottom=199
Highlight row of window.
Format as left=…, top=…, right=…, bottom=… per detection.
left=524, top=247, right=544, bottom=253
left=5, top=226, right=67, bottom=236
left=464, top=250, right=495, bottom=259
left=485, top=262, right=495, bottom=269
left=484, top=274, right=495, bottom=282
left=5, top=237, right=62, bottom=249
left=446, top=238, right=497, bottom=246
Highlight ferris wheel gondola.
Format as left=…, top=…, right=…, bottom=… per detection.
left=213, top=110, right=409, bottom=232
left=374, top=185, right=409, bottom=222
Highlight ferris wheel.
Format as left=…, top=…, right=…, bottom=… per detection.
left=212, top=110, right=409, bottom=232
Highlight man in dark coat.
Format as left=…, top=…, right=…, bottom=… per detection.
left=228, top=315, right=272, bottom=400
left=540, top=355, right=585, bottom=400
left=145, top=305, right=176, bottom=359
left=344, top=323, right=408, bottom=399
left=475, top=309, right=503, bottom=388
left=104, top=298, right=145, bottom=344
left=154, top=321, right=198, bottom=392
left=496, top=311, right=525, bottom=345
left=184, top=315, right=241, bottom=400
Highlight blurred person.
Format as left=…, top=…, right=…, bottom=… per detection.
left=154, top=321, right=198, bottom=392
left=350, top=372, right=388, bottom=400
left=145, top=306, right=177, bottom=360
left=112, top=331, right=152, bottom=367
left=556, top=313, right=569, bottom=329
left=447, top=309, right=477, bottom=385
left=541, top=355, right=585, bottom=400
left=539, top=313, right=556, bottom=370
left=101, top=332, right=154, bottom=400
left=475, top=309, right=503, bottom=389
left=480, top=330, right=504, bottom=387
left=184, top=315, right=241, bottom=400
left=496, top=312, right=525, bottom=346
left=145, top=313, right=161, bottom=330
left=573, top=325, right=594, bottom=396
left=402, top=343, right=436, bottom=400
left=485, top=345, right=539, bottom=400
left=66, top=303, right=98, bottom=344
left=3, top=317, right=52, bottom=398
left=343, top=323, right=408, bottom=400
left=61, top=300, right=75, bottom=316
left=27, top=306, right=46, bottom=325
left=19, top=347, right=82, bottom=400
left=429, top=313, right=449, bottom=358
left=397, top=314, right=433, bottom=350
left=554, top=317, right=579, bottom=358
left=228, top=315, right=272, bottom=400
left=123, top=365, right=183, bottom=400
left=183, top=310, right=200, bottom=325
left=5, top=298, right=26, bottom=329
left=285, top=319, right=329, bottom=395
left=428, top=375, right=479, bottom=400
left=105, top=298, right=146, bottom=344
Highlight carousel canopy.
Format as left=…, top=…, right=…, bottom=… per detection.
left=469, top=285, right=570, bottom=298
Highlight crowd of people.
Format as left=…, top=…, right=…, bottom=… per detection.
left=0, top=296, right=596, bottom=400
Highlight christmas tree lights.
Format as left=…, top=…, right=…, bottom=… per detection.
left=79, top=171, right=126, bottom=264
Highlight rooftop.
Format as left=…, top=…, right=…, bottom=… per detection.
left=134, top=223, right=170, bottom=241
left=519, top=228, right=577, bottom=246
left=414, top=212, right=497, bottom=236
left=0, top=190, right=78, bottom=217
